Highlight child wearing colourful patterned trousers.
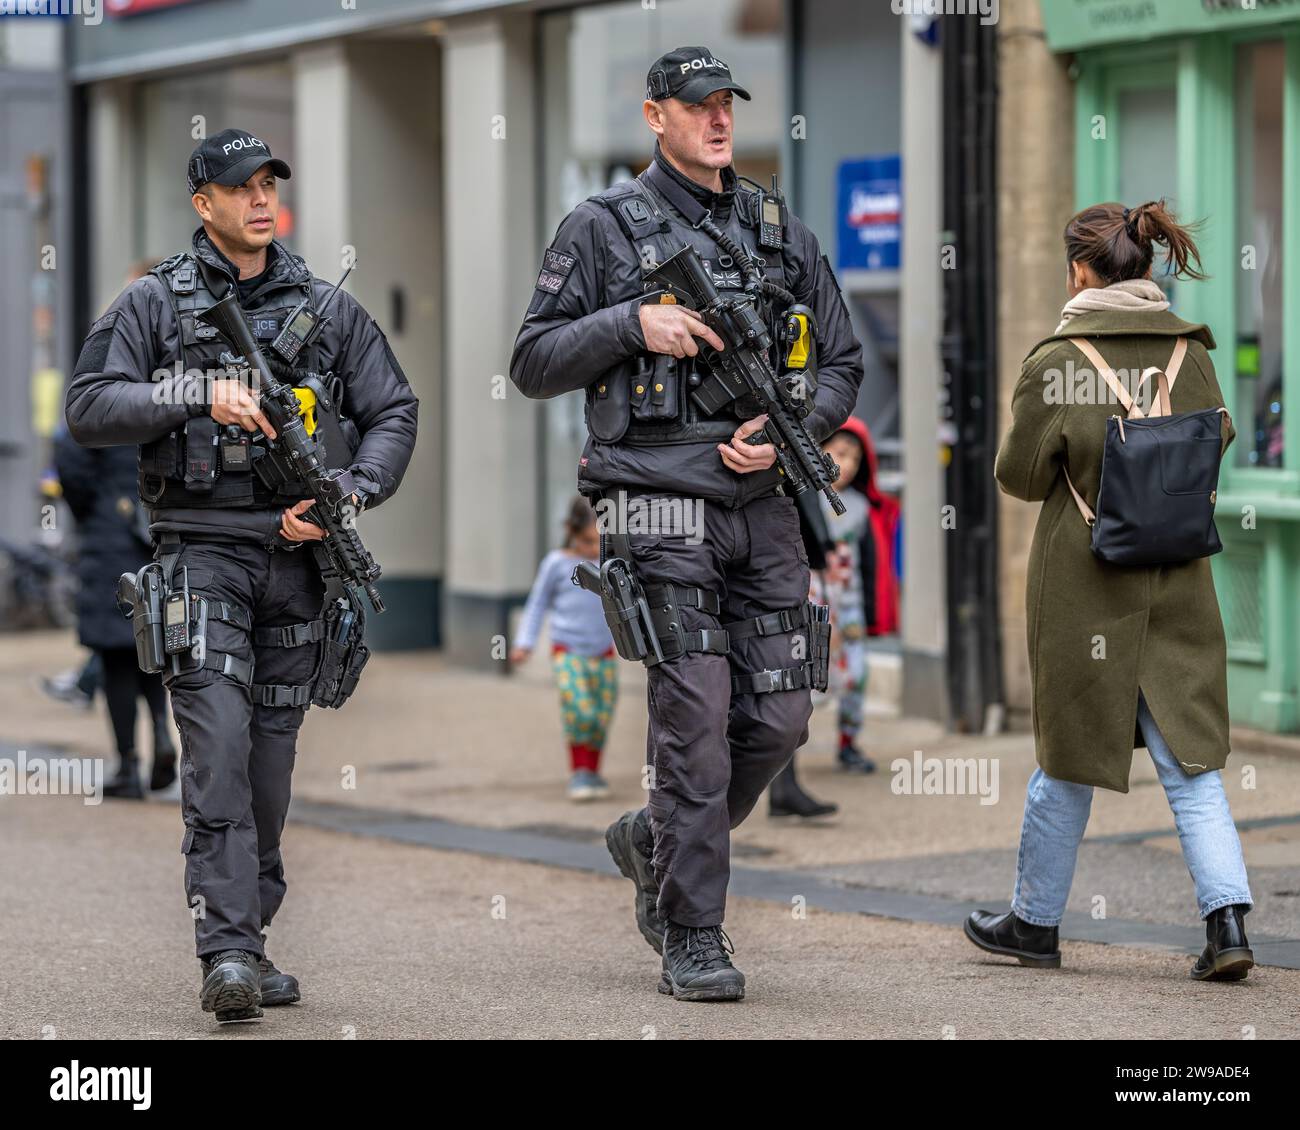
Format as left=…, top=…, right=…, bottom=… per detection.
left=511, top=497, right=620, bottom=801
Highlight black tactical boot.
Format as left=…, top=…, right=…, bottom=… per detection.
left=768, top=760, right=838, bottom=818
left=258, top=954, right=301, bottom=1005
left=199, top=950, right=263, bottom=1023
left=658, top=923, right=746, bottom=1002
left=964, top=909, right=1061, bottom=968
left=1190, top=905, right=1254, bottom=982
left=102, top=752, right=144, bottom=800
left=606, top=808, right=666, bottom=954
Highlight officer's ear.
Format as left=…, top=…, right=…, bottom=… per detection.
left=643, top=98, right=666, bottom=138
left=192, top=185, right=214, bottom=222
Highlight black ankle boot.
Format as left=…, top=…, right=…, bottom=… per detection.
left=1191, top=905, right=1253, bottom=982
left=768, top=761, right=837, bottom=818
left=659, top=923, right=745, bottom=1002
left=964, top=909, right=1061, bottom=968
left=103, top=752, right=144, bottom=800
left=200, top=950, right=263, bottom=1023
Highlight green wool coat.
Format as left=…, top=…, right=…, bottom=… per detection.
left=994, top=308, right=1237, bottom=792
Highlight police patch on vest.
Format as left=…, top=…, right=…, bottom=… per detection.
left=251, top=315, right=281, bottom=340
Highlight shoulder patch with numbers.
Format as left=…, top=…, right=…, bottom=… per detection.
left=536, top=247, right=577, bottom=295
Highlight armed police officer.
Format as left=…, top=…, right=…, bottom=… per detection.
left=511, top=48, right=863, bottom=1001
left=66, top=129, right=418, bottom=1024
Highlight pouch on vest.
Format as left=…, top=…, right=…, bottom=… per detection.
left=140, top=430, right=183, bottom=479
left=183, top=418, right=219, bottom=493
left=1062, top=336, right=1230, bottom=567
left=587, top=361, right=632, bottom=443
left=630, top=354, right=682, bottom=423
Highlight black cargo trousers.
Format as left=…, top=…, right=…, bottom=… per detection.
left=619, top=486, right=814, bottom=928
left=160, top=537, right=325, bottom=959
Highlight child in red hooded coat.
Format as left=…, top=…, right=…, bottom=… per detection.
left=809, top=416, right=900, bottom=770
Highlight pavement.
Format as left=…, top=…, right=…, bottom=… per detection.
left=2, top=627, right=1299, bottom=1039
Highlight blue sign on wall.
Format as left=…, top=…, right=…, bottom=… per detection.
left=837, top=155, right=901, bottom=272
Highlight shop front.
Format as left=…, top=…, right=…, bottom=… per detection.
left=1042, top=0, right=1300, bottom=732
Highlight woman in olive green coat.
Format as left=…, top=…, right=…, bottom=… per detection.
left=965, top=200, right=1254, bottom=981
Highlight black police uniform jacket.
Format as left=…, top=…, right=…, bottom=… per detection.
left=65, top=229, right=419, bottom=546
left=510, top=144, right=864, bottom=508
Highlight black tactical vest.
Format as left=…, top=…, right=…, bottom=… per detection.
left=140, top=253, right=359, bottom=509
left=587, top=176, right=795, bottom=447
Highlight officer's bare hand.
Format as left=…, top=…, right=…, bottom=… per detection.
left=210, top=378, right=277, bottom=440
left=279, top=495, right=360, bottom=543
left=280, top=499, right=325, bottom=543
left=718, top=414, right=777, bottom=473
left=639, top=303, right=725, bottom=358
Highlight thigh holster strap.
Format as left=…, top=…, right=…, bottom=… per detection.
left=207, top=601, right=252, bottom=632
left=189, top=648, right=253, bottom=685
left=641, top=581, right=729, bottom=662
left=253, top=682, right=313, bottom=708
left=722, top=602, right=807, bottom=641
left=732, top=664, right=816, bottom=695
left=254, top=619, right=328, bottom=648
left=728, top=600, right=831, bottom=695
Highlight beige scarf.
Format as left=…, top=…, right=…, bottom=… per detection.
left=1054, top=278, right=1169, bottom=333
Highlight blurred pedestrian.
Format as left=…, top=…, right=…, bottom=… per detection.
left=53, top=424, right=176, bottom=798
left=40, top=652, right=102, bottom=709
left=809, top=416, right=878, bottom=773
left=970, top=199, right=1254, bottom=981
left=510, top=496, right=619, bottom=801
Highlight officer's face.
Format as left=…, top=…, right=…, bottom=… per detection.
left=192, top=163, right=279, bottom=254
left=654, top=90, right=734, bottom=173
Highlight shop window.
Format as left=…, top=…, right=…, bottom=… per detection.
left=1233, top=40, right=1284, bottom=469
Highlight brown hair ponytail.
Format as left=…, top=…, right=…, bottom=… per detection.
left=1064, top=199, right=1208, bottom=286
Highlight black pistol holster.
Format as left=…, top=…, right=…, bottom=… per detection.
left=116, top=553, right=251, bottom=685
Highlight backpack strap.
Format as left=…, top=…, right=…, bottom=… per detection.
left=1071, top=335, right=1186, bottom=419
left=1070, top=337, right=1136, bottom=415
left=1063, top=468, right=1095, bottom=526
left=1060, top=336, right=1190, bottom=527
left=1133, top=336, right=1186, bottom=418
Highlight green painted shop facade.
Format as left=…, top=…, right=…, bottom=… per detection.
left=1041, top=0, right=1300, bottom=732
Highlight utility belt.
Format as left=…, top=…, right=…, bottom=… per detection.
left=114, top=536, right=370, bottom=710
left=570, top=489, right=829, bottom=694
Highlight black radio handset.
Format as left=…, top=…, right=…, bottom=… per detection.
left=269, top=262, right=355, bottom=365
left=757, top=173, right=785, bottom=251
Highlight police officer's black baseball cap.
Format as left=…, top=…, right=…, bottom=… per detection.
left=186, top=128, right=292, bottom=195
left=646, top=46, right=752, bottom=104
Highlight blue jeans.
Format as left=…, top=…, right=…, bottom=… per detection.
left=1012, top=691, right=1253, bottom=926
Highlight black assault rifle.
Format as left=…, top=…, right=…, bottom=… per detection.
left=196, top=287, right=386, bottom=613
left=644, top=243, right=845, bottom=516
